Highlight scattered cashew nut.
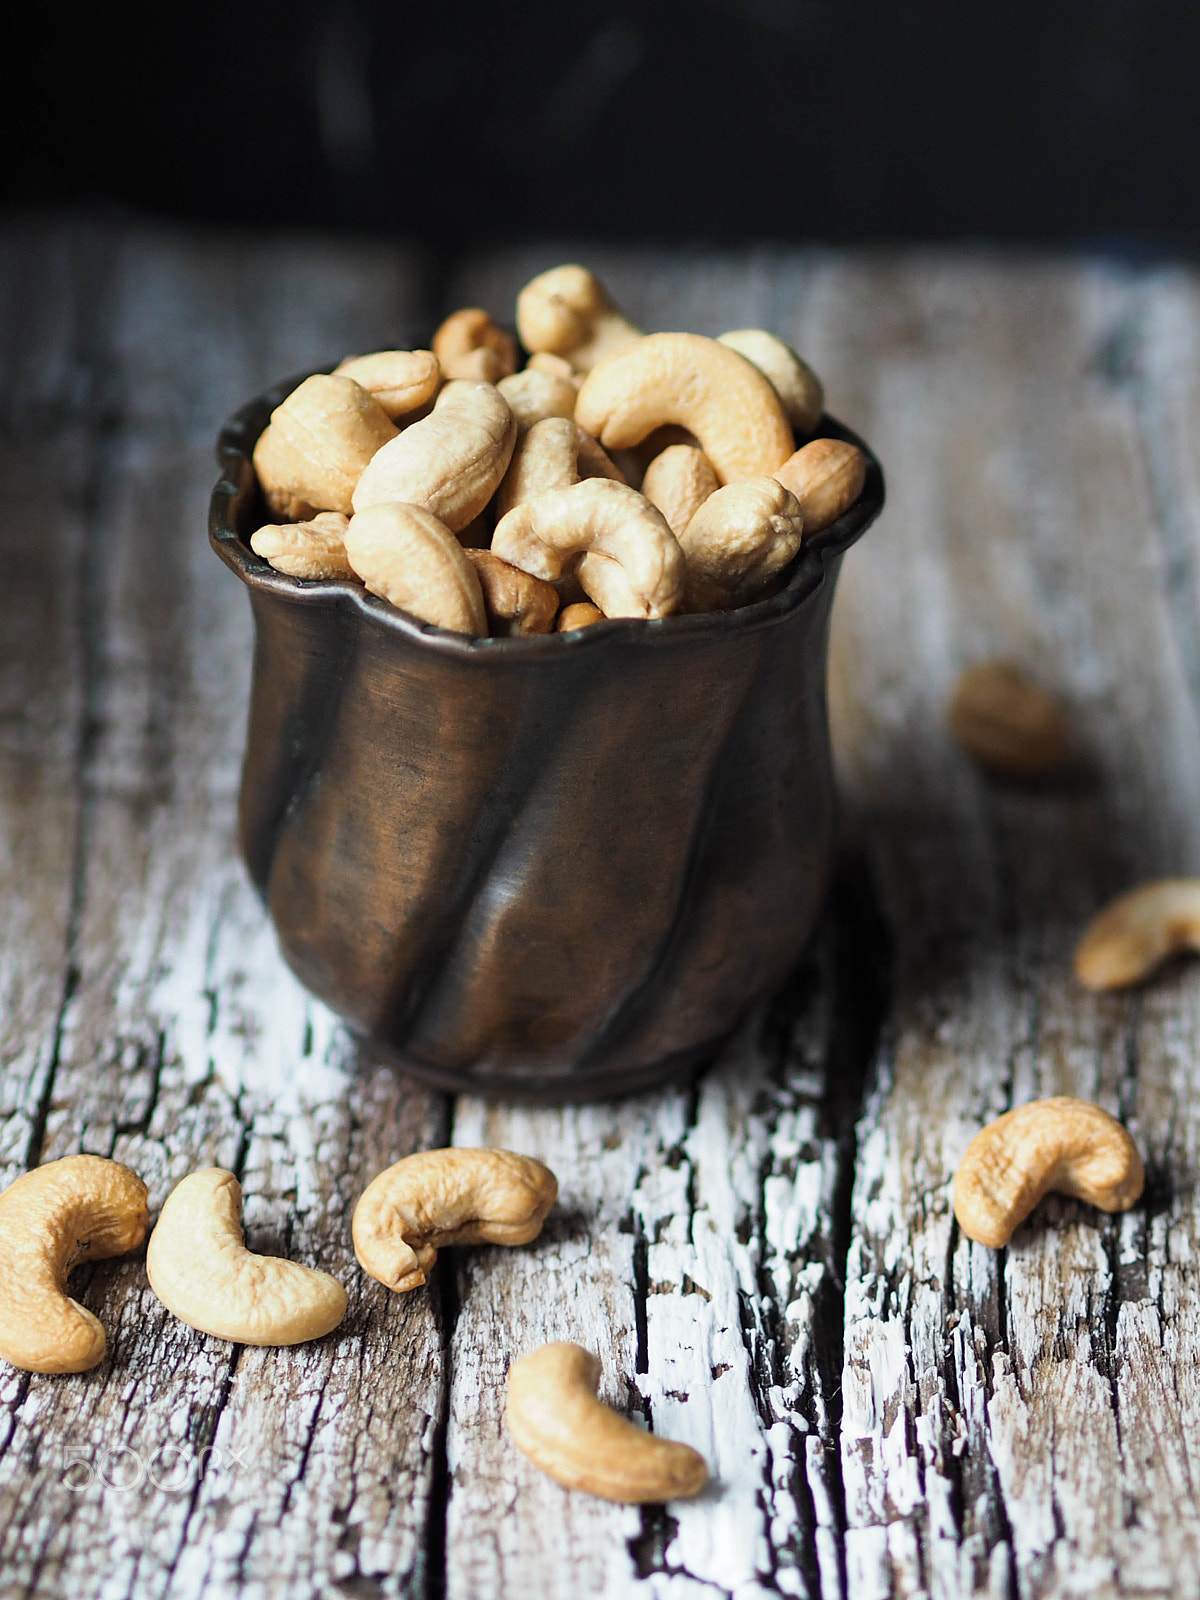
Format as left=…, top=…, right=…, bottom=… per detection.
left=146, top=1168, right=346, bottom=1345
left=558, top=602, right=604, bottom=631
left=947, top=661, right=1069, bottom=779
left=718, top=328, right=824, bottom=434
left=432, top=308, right=519, bottom=383
left=492, top=478, right=684, bottom=620
left=251, top=512, right=354, bottom=580
left=1074, top=879, right=1200, bottom=990
left=575, top=332, right=794, bottom=484
left=0, top=1155, right=149, bottom=1374
left=641, top=443, right=720, bottom=538
left=351, top=379, right=517, bottom=533
left=516, top=264, right=641, bottom=374
left=953, top=1098, right=1144, bottom=1248
left=345, top=504, right=488, bottom=635
left=679, top=477, right=805, bottom=611
left=496, top=369, right=577, bottom=431
left=464, top=549, right=560, bottom=636
left=505, top=1343, right=709, bottom=1503
left=353, top=1148, right=558, bottom=1292
left=253, top=374, right=398, bottom=518
left=773, top=437, right=866, bottom=535
left=333, top=350, right=441, bottom=422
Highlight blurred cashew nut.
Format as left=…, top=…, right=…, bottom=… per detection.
left=558, top=602, right=604, bottom=631
left=680, top=477, right=805, bottom=611
left=352, top=380, right=517, bottom=532
left=1074, top=879, right=1200, bottom=991
left=953, top=1099, right=1144, bottom=1248
left=147, top=1169, right=346, bottom=1345
left=333, top=349, right=442, bottom=422
left=253, top=374, right=398, bottom=518
left=432, top=308, right=519, bottom=382
left=505, top=1343, right=709, bottom=1503
left=0, top=1155, right=149, bottom=1374
left=492, top=479, right=684, bottom=620
left=516, top=264, right=641, bottom=374
left=345, top=504, right=488, bottom=635
left=575, top=332, right=793, bottom=484
left=718, top=329, right=824, bottom=434
left=496, top=369, right=578, bottom=431
left=353, top=1148, right=558, bottom=1292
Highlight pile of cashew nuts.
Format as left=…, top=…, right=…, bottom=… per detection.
left=0, top=1145, right=703, bottom=1504
left=248, top=264, right=868, bottom=635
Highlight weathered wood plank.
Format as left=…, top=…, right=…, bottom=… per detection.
left=0, top=218, right=451, bottom=1600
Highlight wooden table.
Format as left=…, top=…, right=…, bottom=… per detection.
left=2, top=214, right=1199, bottom=1599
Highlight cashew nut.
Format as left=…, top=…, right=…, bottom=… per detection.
left=773, top=437, right=867, bottom=534
left=250, top=512, right=354, bottom=581
left=492, top=479, right=684, bottom=620
left=717, top=329, right=824, bottom=434
left=558, top=602, right=604, bottom=631
left=253, top=374, right=398, bottom=518
left=495, top=418, right=625, bottom=520
left=333, top=349, right=441, bottom=422
left=1074, top=879, right=1200, bottom=990
left=516, top=265, right=641, bottom=374
left=0, top=1156, right=149, bottom=1374
left=641, top=443, right=719, bottom=537
left=526, top=350, right=582, bottom=388
left=353, top=1148, right=558, bottom=1292
left=574, top=332, right=794, bottom=485
left=505, top=1343, right=709, bottom=1503
left=146, top=1169, right=346, bottom=1345
left=351, top=380, right=517, bottom=533
left=432, top=308, right=519, bottom=383
left=496, top=369, right=577, bottom=431
left=345, top=504, right=488, bottom=635
left=679, top=477, right=805, bottom=611
left=464, top=548, right=560, bottom=636
left=953, top=1098, right=1144, bottom=1248
left=948, top=662, right=1069, bottom=779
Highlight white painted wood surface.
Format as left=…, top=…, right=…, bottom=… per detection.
left=2, top=218, right=1200, bottom=1598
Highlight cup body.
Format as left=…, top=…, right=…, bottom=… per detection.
left=210, top=374, right=884, bottom=1099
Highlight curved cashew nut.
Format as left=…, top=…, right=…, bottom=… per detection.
left=496, top=369, right=577, bottom=431
left=492, top=479, right=684, bottom=620
left=516, top=265, right=641, bottom=374
left=351, top=380, right=517, bottom=533
left=558, top=602, right=604, bottom=631
left=251, top=512, right=354, bottom=581
left=679, top=477, right=804, bottom=611
left=641, top=444, right=719, bottom=538
left=1074, top=879, right=1200, bottom=991
left=345, top=504, right=488, bottom=635
left=253, top=374, right=398, bottom=519
left=353, top=1149, right=558, bottom=1292
left=146, top=1169, right=346, bottom=1345
left=0, top=1155, right=149, bottom=1374
left=526, top=350, right=582, bottom=389
left=773, top=437, right=866, bottom=535
left=496, top=419, right=625, bottom=520
left=464, top=548, right=560, bottom=636
left=947, top=662, right=1069, bottom=780
left=718, top=329, right=824, bottom=434
left=575, top=333, right=794, bottom=485
left=432, top=308, right=519, bottom=383
left=333, top=350, right=441, bottom=422
left=505, top=1343, right=709, bottom=1503
left=953, top=1098, right=1143, bottom=1248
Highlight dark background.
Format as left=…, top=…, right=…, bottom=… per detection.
left=6, top=0, right=1200, bottom=251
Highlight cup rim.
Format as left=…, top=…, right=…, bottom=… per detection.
left=209, top=366, right=886, bottom=656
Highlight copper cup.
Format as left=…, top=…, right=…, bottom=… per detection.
left=210, top=370, right=884, bottom=1100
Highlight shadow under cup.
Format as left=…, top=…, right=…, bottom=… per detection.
left=209, top=373, right=885, bottom=1101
